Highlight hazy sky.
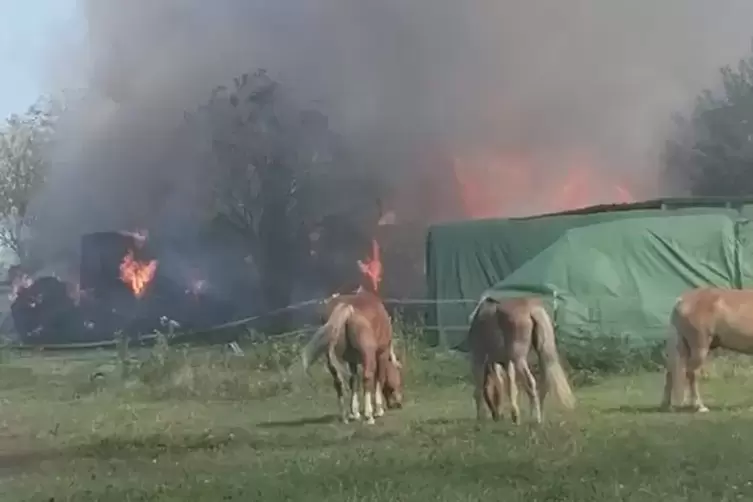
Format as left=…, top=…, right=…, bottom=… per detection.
left=0, top=0, right=79, bottom=119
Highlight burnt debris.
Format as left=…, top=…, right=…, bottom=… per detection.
left=11, top=230, right=248, bottom=345
left=11, top=276, right=84, bottom=344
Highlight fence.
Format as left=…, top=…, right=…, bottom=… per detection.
left=4, top=293, right=679, bottom=352
left=4, top=297, right=477, bottom=352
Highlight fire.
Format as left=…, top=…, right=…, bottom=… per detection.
left=119, top=250, right=158, bottom=298
left=452, top=150, right=635, bottom=219
left=357, top=239, right=383, bottom=293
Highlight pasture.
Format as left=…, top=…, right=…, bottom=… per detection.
left=0, top=330, right=752, bottom=501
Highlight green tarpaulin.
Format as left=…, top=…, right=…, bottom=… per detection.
left=425, top=197, right=753, bottom=349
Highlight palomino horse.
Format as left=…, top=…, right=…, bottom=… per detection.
left=660, top=287, right=753, bottom=413
left=302, top=289, right=403, bottom=424
left=468, top=296, right=576, bottom=424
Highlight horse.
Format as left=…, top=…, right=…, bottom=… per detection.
left=660, top=287, right=753, bottom=413
left=302, top=289, right=404, bottom=424
left=467, top=296, right=576, bottom=424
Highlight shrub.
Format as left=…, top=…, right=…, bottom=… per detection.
left=559, top=336, right=665, bottom=386
left=129, top=330, right=302, bottom=401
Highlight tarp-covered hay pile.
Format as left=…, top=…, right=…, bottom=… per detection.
left=426, top=197, right=753, bottom=349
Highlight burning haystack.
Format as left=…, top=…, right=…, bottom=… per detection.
left=10, top=228, right=248, bottom=345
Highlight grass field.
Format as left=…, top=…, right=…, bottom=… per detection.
left=1, top=335, right=753, bottom=501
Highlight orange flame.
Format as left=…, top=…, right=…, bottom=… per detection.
left=119, top=250, right=158, bottom=298
left=357, top=239, right=383, bottom=293
left=452, top=150, right=635, bottom=218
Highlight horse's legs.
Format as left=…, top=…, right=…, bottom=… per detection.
left=348, top=362, right=361, bottom=421
left=538, top=361, right=548, bottom=410
left=327, top=359, right=349, bottom=424
left=472, top=358, right=487, bottom=421
left=485, top=363, right=504, bottom=421
left=686, top=348, right=709, bottom=413
left=660, top=366, right=675, bottom=411
left=374, top=380, right=385, bottom=417
left=515, top=359, right=541, bottom=423
left=362, top=353, right=378, bottom=425
left=504, top=360, right=520, bottom=425
left=661, top=340, right=685, bottom=411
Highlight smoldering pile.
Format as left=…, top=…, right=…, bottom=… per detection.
left=9, top=229, right=256, bottom=345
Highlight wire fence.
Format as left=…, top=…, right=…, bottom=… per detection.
left=5, top=297, right=478, bottom=352
left=5, top=293, right=681, bottom=352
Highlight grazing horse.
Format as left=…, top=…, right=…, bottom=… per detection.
left=468, top=296, right=575, bottom=424
left=660, top=287, right=753, bottom=413
left=302, top=289, right=403, bottom=424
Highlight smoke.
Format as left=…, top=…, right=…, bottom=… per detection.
left=31, top=0, right=753, bottom=264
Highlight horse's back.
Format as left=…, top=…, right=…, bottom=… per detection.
left=675, top=287, right=753, bottom=353
left=468, top=297, right=539, bottom=363
left=327, top=291, right=392, bottom=350
left=468, top=299, right=504, bottom=361
left=497, top=297, right=540, bottom=330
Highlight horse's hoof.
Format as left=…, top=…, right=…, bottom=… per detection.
left=694, top=405, right=710, bottom=413
left=348, top=412, right=361, bottom=421
left=365, top=417, right=376, bottom=425
left=375, top=408, right=385, bottom=418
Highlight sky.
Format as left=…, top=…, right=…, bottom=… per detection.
left=0, top=0, right=80, bottom=120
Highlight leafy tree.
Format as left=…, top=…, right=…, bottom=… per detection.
left=187, top=70, right=382, bottom=312
left=664, top=43, right=753, bottom=196
left=0, top=97, right=61, bottom=262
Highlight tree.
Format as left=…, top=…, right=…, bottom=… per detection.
left=0, top=97, right=61, bottom=262
left=187, top=70, right=382, bottom=313
left=664, top=42, right=753, bottom=196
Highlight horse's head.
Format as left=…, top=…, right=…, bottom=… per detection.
left=380, top=352, right=404, bottom=409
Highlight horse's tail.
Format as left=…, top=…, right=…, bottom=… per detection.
left=468, top=296, right=490, bottom=324
left=301, top=302, right=355, bottom=376
left=530, top=305, right=576, bottom=410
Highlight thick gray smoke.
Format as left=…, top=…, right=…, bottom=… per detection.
left=32, top=0, right=753, bottom=266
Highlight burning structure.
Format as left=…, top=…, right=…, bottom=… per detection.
left=10, top=276, right=80, bottom=344
left=11, top=229, right=248, bottom=344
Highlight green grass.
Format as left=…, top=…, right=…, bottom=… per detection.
left=0, top=338, right=753, bottom=501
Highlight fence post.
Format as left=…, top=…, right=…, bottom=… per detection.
left=115, top=330, right=129, bottom=380
left=734, top=218, right=747, bottom=289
